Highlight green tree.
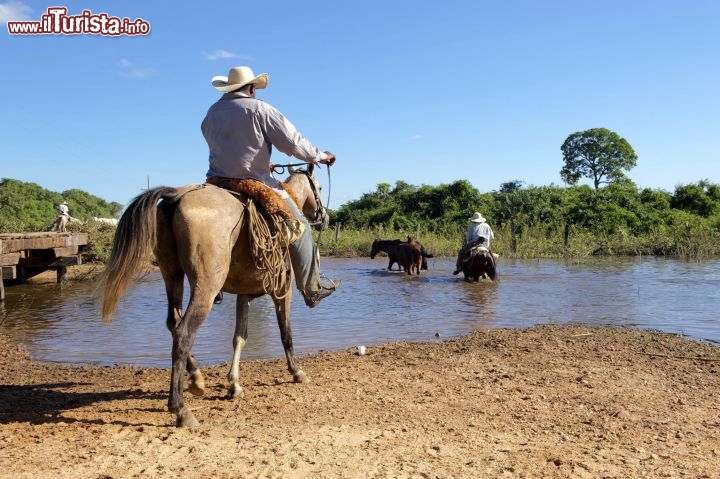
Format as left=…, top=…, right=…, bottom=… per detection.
left=560, top=128, right=638, bottom=189
left=671, top=180, right=719, bottom=217
left=376, top=182, right=391, bottom=199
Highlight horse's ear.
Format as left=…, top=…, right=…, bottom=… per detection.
left=308, top=163, right=315, bottom=175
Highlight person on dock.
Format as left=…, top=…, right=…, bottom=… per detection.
left=52, top=201, right=72, bottom=232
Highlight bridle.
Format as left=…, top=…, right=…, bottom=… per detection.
left=298, top=169, right=328, bottom=229
left=274, top=163, right=329, bottom=230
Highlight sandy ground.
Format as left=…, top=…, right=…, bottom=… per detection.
left=1, top=323, right=719, bottom=479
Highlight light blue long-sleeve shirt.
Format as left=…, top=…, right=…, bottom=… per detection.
left=202, top=92, right=325, bottom=197
left=466, top=222, right=494, bottom=247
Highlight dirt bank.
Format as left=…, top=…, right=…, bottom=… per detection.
left=0, top=325, right=718, bottom=478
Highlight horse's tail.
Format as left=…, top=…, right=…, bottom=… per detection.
left=99, top=186, right=179, bottom=320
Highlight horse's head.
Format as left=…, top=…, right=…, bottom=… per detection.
left=370, top=240, right=380, bottom=258
left=286, top=163, right=329, bottom=231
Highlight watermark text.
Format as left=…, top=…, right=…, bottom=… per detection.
left=7, top=7, right=150, bottom=36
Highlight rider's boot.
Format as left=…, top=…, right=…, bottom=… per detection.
left=303, top=279, right=341, bottom=308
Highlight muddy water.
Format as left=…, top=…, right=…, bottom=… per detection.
left=1, top=257, right=718, bottom=367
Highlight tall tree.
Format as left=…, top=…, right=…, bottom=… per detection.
left=560, top=128, right=638, bottom=189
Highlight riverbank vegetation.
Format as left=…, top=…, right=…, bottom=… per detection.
left=0, top=179, right=123, bottom=232
left=3, top=176, right=720, bottom=262
left=326, top=178, right=720, bottom=260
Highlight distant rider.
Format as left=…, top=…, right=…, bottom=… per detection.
left=453, top=212, right=495, bottom=275
left=52, top=201, right=72, bottom=232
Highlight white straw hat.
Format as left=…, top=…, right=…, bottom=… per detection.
left=211, top=66, right=268, bottom=92
left=469, top=212, right=486, bottom=223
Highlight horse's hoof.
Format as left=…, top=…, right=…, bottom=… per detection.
left=293, top=370, right=310, bottom=384
left=187, top=381, right=205, bottom=397
left=176, top=408, right=200, bottom=428
left=227, top=384, right=244, bottom=399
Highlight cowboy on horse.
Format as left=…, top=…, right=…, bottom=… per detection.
left=203, top=66, right=340, bottom=307
left=453, top=212, right=496, bottom=276
left=100, top=66, right=343, bottom=427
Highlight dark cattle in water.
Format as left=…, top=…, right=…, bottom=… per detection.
left=370, top=239, right=404, bottom=271
left=406, top=236, right=433, bottom=270
left=370, top=237, right=433, bottom=271
left=395, top=242, right=423, bottom=275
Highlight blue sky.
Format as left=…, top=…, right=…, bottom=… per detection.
left=1, top=1, right=719, bottom=208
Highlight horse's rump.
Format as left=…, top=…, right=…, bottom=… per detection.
left=470, top=244, right=490, bottom=256
left=462, top=244, right=497, bottom=281
left=169, top=185, right=296, bottom=296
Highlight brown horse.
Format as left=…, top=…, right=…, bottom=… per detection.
left=99, top=165, right=327, bottom=427
left=461, top=245, right=497, bottom=282
left=369, top=237, right=432, bottom=272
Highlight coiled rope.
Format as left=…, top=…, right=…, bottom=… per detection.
left=245, top=199, right=294, bottom=298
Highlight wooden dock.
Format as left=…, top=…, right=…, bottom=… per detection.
left=0, top=232, right=88, bottom=301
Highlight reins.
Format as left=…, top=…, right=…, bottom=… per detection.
left=272, top=161, right=332, bottom=210
left=271, top=162, right=309, bottom=175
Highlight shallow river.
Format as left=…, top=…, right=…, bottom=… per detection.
left=1, top=257, right=718, bottom=367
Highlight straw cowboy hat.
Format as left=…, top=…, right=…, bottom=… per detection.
left=469, top=212, right=487, bottom=223
left=211, top=66, right=269, bottom=92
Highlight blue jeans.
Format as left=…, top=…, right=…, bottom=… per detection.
left=284, top=198, right=321, bottom=296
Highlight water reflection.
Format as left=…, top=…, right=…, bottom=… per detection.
left=1, top=257, right=718, bottom=367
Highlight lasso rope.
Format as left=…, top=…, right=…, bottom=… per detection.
left=245, top=199, right=293, bottom=298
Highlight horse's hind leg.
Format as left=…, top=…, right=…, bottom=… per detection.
left=168, top=293, right=214, bottom=427
left=227, top=295, right=251, bottom=399
left=485, top=254, right=497, bottom=281
left=160, top=264, right=206, bottom=395
left=273, top=292, right=309, bottom=384
left=414, top=257, right=422, bottom=275
left=157, top=209, right=206, bottom=398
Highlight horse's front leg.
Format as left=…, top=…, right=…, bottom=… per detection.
left=227, top=294, right=251, bottom=399
left=273, top=290, right=309, bottom=384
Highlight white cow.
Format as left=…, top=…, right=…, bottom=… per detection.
left=87, top=217, right=119, bottom=226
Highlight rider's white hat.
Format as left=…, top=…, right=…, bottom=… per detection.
left=469, top=212, right=486, bottom=223
left=211, top=66, right=268, bottom=92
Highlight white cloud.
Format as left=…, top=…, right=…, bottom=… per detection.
left=412, top=134, right=423, bottom=140
left=0, top=1, right=33, bottom=25
left=202, top=49, right=254, bottom=61
left=118, top=58, right=157, bottom=79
